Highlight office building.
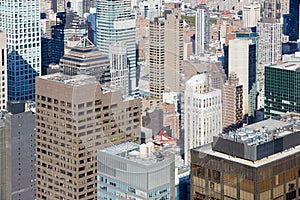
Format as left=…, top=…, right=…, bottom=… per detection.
left=243, top=2, right=261, bottom=27
left=164, top=3, right=184, bottom=93
left=51, top=11, right=88, bottom=64
left=0, top=101, right=36, bottom=200
left=222, top=72, right=243, bottom=132
left=35, top=74, right=141, bottom=200
left=191, top=116, right=300, bottom=200
left=96, top=0, right=137, bottom=95
left=109, top=42, right=129, bottom=96
left=97, top=142, right=175, bottom=199
left=264, top=61, right=300, bottom=119
left=228, top=38, right=256, bottom=115
left=184, top=74, right=222, bottom=166
left=263, top=0, right=290, bottom=22
left=195, top=4, right=210, bottom=55
left=287, top=0, right=300, bottom=41
left=149, top=17, right=165, bottom=101
left=60, top=37, right=110, bottom=86
left=0, top=0, right=41, bottom=101
left=257, top=19, right=282, bottom=66
left=0, top=31, right=7, bottom=110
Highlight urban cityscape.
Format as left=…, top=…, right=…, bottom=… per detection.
left=1, top=0, right=300, bottom=199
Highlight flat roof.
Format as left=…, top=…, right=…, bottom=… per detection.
left=268, top=61, right=300, bottom=71
left=39, top=73, right=97, bottom=86
left=194, top=143, right=300, bottom=168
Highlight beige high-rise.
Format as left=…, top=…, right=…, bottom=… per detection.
left=35, top=74, right=141, bottom=200
left=164, top=3, right=183, bottom=93
left=149, top=17, right=165, bottom=101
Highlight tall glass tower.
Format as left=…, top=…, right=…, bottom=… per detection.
left=96, top=0, right=137, bottom=95
left=0, top=0, right=41, bottom=101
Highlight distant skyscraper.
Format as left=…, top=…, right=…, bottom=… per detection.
left=243, top=2, right=261, bottom=27
left=222, top=72, right=243, bottom=132
left=109, top=42, right=129, bottom=96
left=263, top=0, right=290, bottom=22
left=229, top=38, right=256, bottom=115
left=60, top=37, right=111, bottom=85
left=0, top=31, right=7, bottom=110
left=287, top=0, right=300, bottom=41
left=149, top=17, right=165, bottom=101
left=51, top=11, right=88, bottom=64
left=184, top=74, right=222, bottom=165
left=0, top=101, right=36, bottom=200
left=0, top=0, right=41, bottom=101
left=164, top=3, right=184, bottom=93
left=257, top=19, right=282, bottom=66
left=96, top=0, right=137, bottom=95
left=195, top=4, right=210, bottom=55
left=97, top=142, right=175, bottom=200
left=35, top=74, right=141, bottom=200
left=264, top=61, right=300, bottom=119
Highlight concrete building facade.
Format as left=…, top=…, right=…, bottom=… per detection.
left=35, top=74, right=141, bottom=200
left=195, top=4, right=210, bottom=55
left=97, top=142, right=175, bottom=200
left=184, top=74, right=222, bottom=166
left=243, top=2, right=261, bottom=27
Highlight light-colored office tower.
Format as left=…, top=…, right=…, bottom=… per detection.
left=40, top=0, right=66, bottom=13
left=60, top=37, right=110, bottom=86
left=222, top=72, right=243, bottom=132
left=0, top=101, right=36, bottom=200
left=184, top=74, right=222, bottom=166
left=96, top=0, right=137, bottom=95
left=97, top=142, right=175, bottom=200
left=257, top=19, right=282, bottom=66
left=149, top=17, right=165, bottom=101
left=195, top=4, right=210, bottom=55
left=135, top=0, right=163, bottom=20
left=229, top=38, right=256, bottom=115
left=0, top=0, right=41, bottom=101
left=164, top=3, right=184, bottom=93
left=243, top=2, right=261, bottom=27
left=35, top=74, right=141, bottom=200
left=0, top=31, right=7, bottom=110
left=109, top=42, right=129, bottom=96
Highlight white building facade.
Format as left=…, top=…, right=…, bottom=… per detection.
left=0, top=31, right=7, bottom=110
left=243, top=2, right=261, bottom=27
left=195, top=4, right=210, bottom=55
left=184, top=74, right=222, bottom=165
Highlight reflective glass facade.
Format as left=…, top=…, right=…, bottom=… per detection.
left=0, top=0, right=41, bottom=100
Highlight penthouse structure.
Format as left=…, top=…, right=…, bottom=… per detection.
left=191, top=116, right=300, bottom=200
left=60, top=37, right=110, bottom=86
left=97, top=142, right=175, bottom=199
left=35, top=74, right=141, bottom=200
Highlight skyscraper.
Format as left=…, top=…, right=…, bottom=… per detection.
left=264, top=61, right=300, bottom=119
left=96, top=0, right=137, bottom=95
left=35, top=74, right=141, bottom=200
left=222, top=72, right=243, bottom=132
left=164, top=3, right=183, bottom=93
left=149, top=17, right=165, bottom=101
left=0, top=0, right=41, bottom=100
left=0, top=30, right=7, bottom=110
left=184, top=74, right=222, bottom=165
left=228, top=38, right=256, bottom=116
left=195, top=4, right=210, bottom=55
left=257, top=19, right=282, bottom=66
left=60, top=37, right=111, bottom=86
left=0, top=101, right=36, bottom=200
left=109, top=42, right=129, bottom=96
left=243, top=2, right=261, bottom=27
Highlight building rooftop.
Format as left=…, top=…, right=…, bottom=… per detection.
left=194, top=142, right=300, bottom=168
left=101, top=142, right=175, bottom=165
left=268, top=61, right=300, bottom=71
left=40, top=73, right=97, bottom=86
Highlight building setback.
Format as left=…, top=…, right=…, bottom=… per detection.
left=35, top=74, right=141, bottom=200
left=97, top=142, right=175, bottom=199
left=60, top=37, right=110, bottom=86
